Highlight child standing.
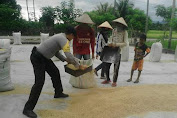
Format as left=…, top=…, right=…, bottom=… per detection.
left=127, top=34, right=150, bottom=83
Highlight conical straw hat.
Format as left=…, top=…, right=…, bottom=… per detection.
left=98, top=21, right=113, bottom=29
left=112, top=17, right=128, bottom=27
left=75, top=14, right=94, bottom=24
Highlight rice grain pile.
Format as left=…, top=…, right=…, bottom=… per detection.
left=37, top=84, right=177, bottom=118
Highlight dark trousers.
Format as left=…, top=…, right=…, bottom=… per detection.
left=104, top=55, right=121, bottom=83
left=24, top=47, right=63, bottom=110
left=95, top=62, right=105, bottom=77
left=75, top=54, right=90, bottom=60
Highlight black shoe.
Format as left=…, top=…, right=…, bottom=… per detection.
left=54, top=93, right=69, bottom=98
left=23, top=109, right=37, bottom=118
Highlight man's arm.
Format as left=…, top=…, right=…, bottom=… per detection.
left=64, top=52, right=80, bottom=68
left=62, top=39, right=80, bottom=68
left=55, top=51, right=66, bottom=62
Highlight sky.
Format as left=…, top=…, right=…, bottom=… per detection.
left=16, top=0, right=176, bottom=22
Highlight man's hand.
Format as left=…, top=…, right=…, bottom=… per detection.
left=79, top=65, right=88, bottom=70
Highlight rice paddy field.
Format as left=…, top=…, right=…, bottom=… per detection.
left=146, top=30, right=177, bottom=50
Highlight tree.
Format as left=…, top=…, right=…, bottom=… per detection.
left=126, top=7, right=152, bottom=38
left=39, top=6, right=56, bottom=30
left=114, top=0, right=134, bottom=18
left=87, top=3, right=115, bottom=33
left=96, top=2, right=113, bottom=14
left=88, top=11, right=115, bottom=27
left=55, top=0, right=82, bottom=25
left=0, top=0, right=21, bottom=11
left=0, top=0, right=22, bottom=35
left=155, top=5, right=175, bottom=21
left=155, top=5, right=177, bottom=39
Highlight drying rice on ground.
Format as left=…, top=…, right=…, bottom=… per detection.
left=34, top=84, right=177, bottom=118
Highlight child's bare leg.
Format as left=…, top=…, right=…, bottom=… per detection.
left=134, top=70, right=141, bottom=83
left=127, top=70, right=134, bottom=82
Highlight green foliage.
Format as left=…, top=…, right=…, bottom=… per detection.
left=147, top=30, right=177, bottom=39
left=87, top=11, right=116, bottom=26
left=0, top=1, right=22, bottom=35
left=149, top=22, right=164, bottom=30
left=54, top=23, right=70, bottom=33
left=154, top=5, right=177, bottom=40
left=126, top=8, right=151, bottom=32
left=55, top=0, right=83, bottom=25
left=0, top=4, right=20, bottom=21
left=39, top=6, right=56, bottom=28
left=0, top=0, right=21, bottom=11
left=170, top=18, right=177, bottom=30
left=146, top=38, right=177, bottom=50
left=96, top=2, right=113, bottom=14
left=155, top=5, right=175, bottom=21
left=114, top=0, right=134, bottom=18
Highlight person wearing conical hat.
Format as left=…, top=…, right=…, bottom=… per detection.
left=101, top=17, right=129, bottom=87
left=73, top=13, right=95, bottom=60
left=94, top=21, right=113, bottom=79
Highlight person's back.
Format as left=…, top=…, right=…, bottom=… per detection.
left=37, top=33, right=67, bottom=59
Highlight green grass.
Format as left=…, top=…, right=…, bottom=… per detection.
left=147, top=30, right=177, bottom=39
left=146, top=39, right=177, bottom=50
left=145, top=30, right=177, bottom=51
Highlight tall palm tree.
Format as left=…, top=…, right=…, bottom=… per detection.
left=96, top=2, right=113, bottom=14
left=114, top=0, right=134, bottom=18
left=26, top=0, right=30, bottom=21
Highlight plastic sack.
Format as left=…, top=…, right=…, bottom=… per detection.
left=69, top=59, right=96, bottom=89
left=149, top=42, right=162, bottom=62
left=40, top=33, right=49, bottom=43
left=121, top=42, right=129, bottom=61
left=0, top=39, right=10, bottom=49
left=175, top=46, right=177, bottom=62
left=13, top=32, right=22, bottom=45
left=0, top=48, right=14, bottom=92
